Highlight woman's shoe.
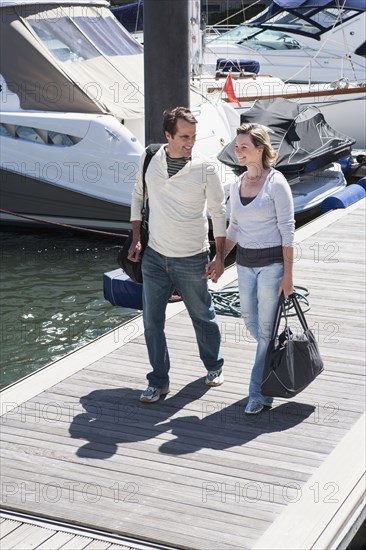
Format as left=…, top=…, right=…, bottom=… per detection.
left=245, top=400, right=264, bottom=415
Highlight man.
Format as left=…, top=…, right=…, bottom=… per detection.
left=129, top=106, right=226, bottom=403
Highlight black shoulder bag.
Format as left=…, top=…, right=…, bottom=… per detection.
left=117, top=144, right=162, bottom=283
left=261, top=293, right=324, bottom=398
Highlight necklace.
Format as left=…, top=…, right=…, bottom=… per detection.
left=245, top=167, right=269, bottom=182
left=241, top=169, right=269, bottom=198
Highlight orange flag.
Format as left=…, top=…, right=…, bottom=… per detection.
left=223, top=74, right=241, bottom=107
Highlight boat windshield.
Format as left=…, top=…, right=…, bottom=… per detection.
left=207, top=25, right=261, bottom=45
left=26, top=8, right=142, bottom=63
left=208, top=26, right=306, bottom=51
left=259, top=6, right=360, bottom=36
left=208, top=3, right=361, bottom=46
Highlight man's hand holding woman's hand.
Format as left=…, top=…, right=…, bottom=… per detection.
left=203, top=259, right=224, bottom=283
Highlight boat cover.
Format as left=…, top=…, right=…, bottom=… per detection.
left=217, top=98, right=356, bottom=180
left=216, top=59, right=260, bottom=74
left=0, top=2, right=144, bottom=119
left=112, top=2, right=144, bottom=32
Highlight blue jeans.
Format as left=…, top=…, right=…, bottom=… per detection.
left=237, top=262, right=284, bottom=405
left=141, top=247, right=224, bottom=388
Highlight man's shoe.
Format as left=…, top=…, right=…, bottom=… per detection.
left=245, top=401, right=264, bottom=415
left=140, top=385, right=170, bottom=403
left=205, top=368, right=224, bottom=387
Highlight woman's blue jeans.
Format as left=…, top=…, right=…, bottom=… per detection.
left=141, top=246, right=224, bottom=388
left=237, top=262, right=284, bottom=405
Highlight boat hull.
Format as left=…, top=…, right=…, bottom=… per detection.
left=0, top=169, right=131, bottom=233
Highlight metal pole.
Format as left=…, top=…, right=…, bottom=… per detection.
left=144, top=0, right=190, bottom=145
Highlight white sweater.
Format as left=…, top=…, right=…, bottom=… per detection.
left=130, top=146, right=227, bottom=257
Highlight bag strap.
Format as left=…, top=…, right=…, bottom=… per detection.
left=270, top=293, right=286, bottom=340
left=289, top=293, right=309, bottom=332
left=141, top=143, right=163, bottom=216
left=271, top=292, right=310, bottom=341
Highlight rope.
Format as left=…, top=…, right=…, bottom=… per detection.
left=210, top=285, right=242, bottom=317
left=212, top=0, right=263, bottom=26
left=134, top=0, right=142, bottom=36
left=210, top=284, right=310, bottom=317
left=0, top=208, right=218, bottom=246
left=0, top=208, right=128, bottom=238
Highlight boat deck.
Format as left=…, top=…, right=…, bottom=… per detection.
left=1, top=200, right=365, bottom=550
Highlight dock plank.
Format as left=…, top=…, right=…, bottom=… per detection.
left=0, top=520, right=22, bottom=538
left=0, top=523, right=55, bottom=549
left=35, top=531, right=76, bottom=549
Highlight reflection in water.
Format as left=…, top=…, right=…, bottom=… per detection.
left=0, top=230, right=137, bottom=389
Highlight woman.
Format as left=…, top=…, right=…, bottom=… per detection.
left=209, top=123, right=295, bottom=414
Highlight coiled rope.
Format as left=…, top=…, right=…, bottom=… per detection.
left=210, top=284, right=310, bottom=317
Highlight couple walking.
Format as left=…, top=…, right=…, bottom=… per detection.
left=128, top=107, right=295, bottom=415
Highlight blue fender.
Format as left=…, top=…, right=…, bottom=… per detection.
left=103, top=269, right=143, bottom=310
left=320, top=183, right=366, bottom=212
left=356, top=177, right=366, bottom=190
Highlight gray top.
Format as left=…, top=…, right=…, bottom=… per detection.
left=227, top=168, right=295, bottom=249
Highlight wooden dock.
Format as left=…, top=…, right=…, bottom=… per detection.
left=1, top=199, right=365, bottom=550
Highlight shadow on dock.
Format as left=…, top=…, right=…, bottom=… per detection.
left=70, top=379, right=314, bottom=459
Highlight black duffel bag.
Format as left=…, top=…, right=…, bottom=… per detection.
left=117, top=216, right=148, bottom=284
left=261, top=293, right=324, bottom=398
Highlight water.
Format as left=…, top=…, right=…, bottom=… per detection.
left=0, top=229, right=138, bottom=389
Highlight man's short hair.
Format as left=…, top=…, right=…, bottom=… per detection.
left=163, top=107, right=197, bottom=137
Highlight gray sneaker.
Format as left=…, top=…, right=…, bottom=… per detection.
left=140, top=384, right=170, bottom=403
left=205, top=368, right=224, bottom=387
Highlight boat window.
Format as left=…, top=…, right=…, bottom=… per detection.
left=74, top=14, right=142, bottom=56
left=27, top=17, right=97, bottom=62
left=48, top=131, right=75, bottom=146
left=6, top=125, right=77, bottom=146
left=15, top=126, right=45, bottom=143
left=0, top=124, right=12, bottom=137
left=26, top=9, right=142, bottom=63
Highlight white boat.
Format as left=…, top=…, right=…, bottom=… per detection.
left=0, top=0, right=239, bottom=232
left=201, top=0, right=366, bottom=84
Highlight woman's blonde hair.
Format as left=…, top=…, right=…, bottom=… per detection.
left=236, top=123, right=277, bottom=170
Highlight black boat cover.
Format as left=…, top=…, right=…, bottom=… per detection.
left=217, top=98, right=355, bottom=180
